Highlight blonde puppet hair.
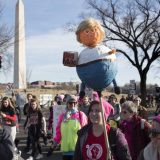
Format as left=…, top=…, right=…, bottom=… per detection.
left=76, top=18, right=105, bottom=43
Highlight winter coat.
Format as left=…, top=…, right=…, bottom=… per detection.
left=120, top=115, right=151, bottom=160
left=74, top=124, right=131, bottom=160
left=0, top=127, right=14, bottom=160
left=54, top=110, right=88, bottom=153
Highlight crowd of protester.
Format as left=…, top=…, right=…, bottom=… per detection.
left=0, top=91, right=160, bottom=160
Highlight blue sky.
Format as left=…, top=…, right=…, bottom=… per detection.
left=0, top=0, right=159, bottom=86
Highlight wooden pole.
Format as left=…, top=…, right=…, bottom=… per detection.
left=98, top=91, right=111, bottom=160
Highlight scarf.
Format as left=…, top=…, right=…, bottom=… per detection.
left=63, top=108, right=78, bottom=122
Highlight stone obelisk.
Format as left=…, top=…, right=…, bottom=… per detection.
left=14, top=0, right=26, bottom=89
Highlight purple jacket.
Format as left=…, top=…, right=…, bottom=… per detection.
left=120, top=115, right=150, bottom=160
left=74, top=124, right=131, bottom=160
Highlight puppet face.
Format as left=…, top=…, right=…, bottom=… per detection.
left=79, top=26, right=102, bottom=47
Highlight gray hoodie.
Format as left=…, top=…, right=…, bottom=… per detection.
left=0, top=126, right=14, bottom=160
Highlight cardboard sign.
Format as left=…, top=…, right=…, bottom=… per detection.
left=39, top=94, right=52, bottom=107
left=63, top=51, right=78, bottom=67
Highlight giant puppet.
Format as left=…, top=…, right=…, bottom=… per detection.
left=75, top=18, right=120, bottom=93
left=63, top=18, right=120, bottom=160
left=76, top=18, right=120, bottom=160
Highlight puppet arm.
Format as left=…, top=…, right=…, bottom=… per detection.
left=108, top=49, right=116, bottom=54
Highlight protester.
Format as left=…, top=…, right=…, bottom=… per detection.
left=23, top=93, right=33, bottom=152
left=48, top=100, right=57, bottom=131
left=0, top=97, right=17, bottom=143
left=92, top=91, right=114, bottom=120
left=138, top=114, right=160, bottom=160
left=78, top=90, right=86, bottom=106
left=23, top=93, right=33, bottom=116
left=78, top=96, right=90, bottom=117
left=120, top=101, right=151, bottom=160
left=63, top=94, right=71, bottom=104
left=74, top=100, right=131, bottom=160
left=126, top=94, right=134, bottom=101
left=54, top=94, right=59, bottom=102
left=57, top=94, right=65, bottom=105
left=10, top=94, right=21, bottom=123
left=47, top=95, right=88, bottom=160
left=133, top=97, right=148, bottom=120
left=108, top=94, right=121, bottom=127
left=0, top=127, right=14, bottom=160
left=10, top=97, right=22, bottom=155
left=120, top=95, right=126, bottom=104
left=24, top=98, right=46, bottom=160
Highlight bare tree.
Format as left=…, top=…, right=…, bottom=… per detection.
left=0, top=2, right=13, bottom=70
left=85, top=0, right=160, bottom=105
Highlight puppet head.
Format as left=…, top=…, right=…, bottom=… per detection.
left=76, top=18, right=105, bottom=48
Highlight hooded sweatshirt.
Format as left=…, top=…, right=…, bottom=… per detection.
left=0, top=126, right=14, bottom=160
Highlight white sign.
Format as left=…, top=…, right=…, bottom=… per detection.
left=53, top=105, right=66, bottom=137
left=39, top=94, right=52, bottom=107
left=129, top=80, right=136, bottom=94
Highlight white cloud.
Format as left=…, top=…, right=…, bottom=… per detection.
left=22, top=28, right=81, bottom=83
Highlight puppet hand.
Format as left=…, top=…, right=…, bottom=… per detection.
left=108, top=49, right=116, bottom=54
left=114, top=86, right=121, bottom=94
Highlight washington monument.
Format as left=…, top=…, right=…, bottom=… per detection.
left=14, top=0, right=26, bottom=89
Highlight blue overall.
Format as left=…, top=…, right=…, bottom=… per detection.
left=76, top=59, right=117, bottom=91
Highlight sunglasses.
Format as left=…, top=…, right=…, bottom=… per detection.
left=68, top=102, right=76, bottom=105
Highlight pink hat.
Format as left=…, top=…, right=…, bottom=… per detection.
left=58, top=94, right=65, bottom=101
left=91, top=91, right=114, bottom=119
left=153, top=114, right=160, bottom=124
left=66, top=95, right=78, bottom=103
